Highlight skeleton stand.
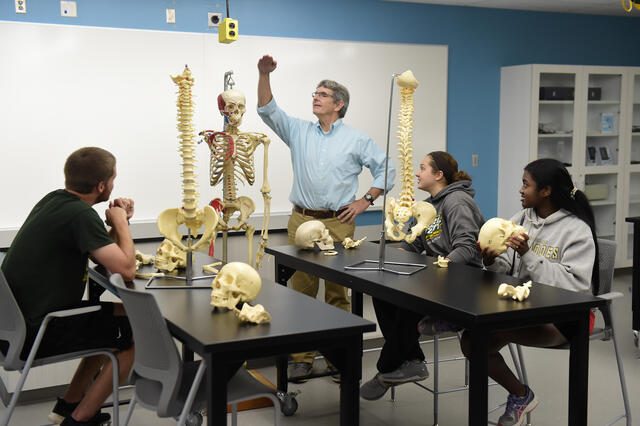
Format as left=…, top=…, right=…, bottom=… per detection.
left=146, top=235, right=214, bottom=289
left=344, top=73, right=426, bottom=276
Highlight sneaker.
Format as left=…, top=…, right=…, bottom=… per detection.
left=498, top=386, right=539, bottom=426
left=60, top=411, right=112, bottom=426
left=288, top=362, right=313, bottom=383
left=49, top=398, right=80, bottom=424
left=379, top=360, right=429, bottom=384
left=359, top=374, right=391, bottom=400
left=417, top=316, right=463, bottom=336
left=327, top=365, right=341, bottom=383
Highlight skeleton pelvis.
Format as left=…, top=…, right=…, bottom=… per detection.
left=221, top=196, right=255, bottom=230
left=157, top=205, right=219, bottom=251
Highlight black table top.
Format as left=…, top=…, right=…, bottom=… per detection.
left=90, top=255, right=375, bottom=356
left=266, top=242, right=605, bottom=329
left=626, top=216, right=640, bottom=223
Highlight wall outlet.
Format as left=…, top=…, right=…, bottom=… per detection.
left=208, top=12, right=222, bottom=27
left=15, top=0, right=26, bottom=14
left=472, top=154, right=479, bottom=167
left=60, top=1, right=77, bottom=17
left=166, top=8, right=176, bottom=24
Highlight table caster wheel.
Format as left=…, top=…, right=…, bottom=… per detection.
left=277, top=390, right=299, bottom=416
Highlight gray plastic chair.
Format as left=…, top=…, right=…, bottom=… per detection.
left=0, top=269, right=120, bottom=426
left=109, top=274, right=281, bottom=426
left=512, top=239, right=631, bottom=426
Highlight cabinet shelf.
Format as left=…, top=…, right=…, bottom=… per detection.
left=586, top=133, right=619, bottom=137
left=539, top=100, right=573, bottom=105
left=538, top=133, right=573, bottom=138
left=588, top=101, right=620, bottom=105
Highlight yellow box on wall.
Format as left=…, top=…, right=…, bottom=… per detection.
left=219, top=18, right=238, bottom=44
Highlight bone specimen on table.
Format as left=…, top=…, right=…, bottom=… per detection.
left=383, top=70, right=437, bottom=243
left=478, top=217, right=528, bottom=255
left=201, top=88, right=271, bottom=269
left=433, top=255, right=450, bottom=268
left=202, top=261, right=223, bottom=274
left=342, top=236, right=367, bottom=249
left=294, top=220, right=334, bottom=250
left=497, top=280, right=532, bottom=302
left=323, top=250, right=339, bottom=256
left=156, top=66, right=219, bottom=268
left=210, top=262, right=271, bottom=323
left=154, top=239, right=187, bottom=273
left=235, top=303, right=271, bottom=324
left=135, top=250, right=154, bottom=270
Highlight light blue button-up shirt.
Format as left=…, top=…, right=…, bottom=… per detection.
left=257, top=99, right=396, bottom=211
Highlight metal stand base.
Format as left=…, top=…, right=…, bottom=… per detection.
left=344, top=259, right=426, bottom=275
left=146, top=240, right=216, bottom=289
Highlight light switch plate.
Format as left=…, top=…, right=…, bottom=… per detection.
left=60, top=1, right=77, bottom=17
left=166, top=8, right=176, bottom=24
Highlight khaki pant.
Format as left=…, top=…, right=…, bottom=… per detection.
left=288, top=210, right=355, bottom=365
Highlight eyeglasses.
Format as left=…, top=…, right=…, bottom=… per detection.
left=311, top=91, right=333, bottom=99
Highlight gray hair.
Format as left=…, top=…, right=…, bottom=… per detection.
left=317, top=79, right=349, bottom=118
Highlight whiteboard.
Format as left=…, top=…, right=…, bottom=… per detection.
left=0, top=21, right=447, bottom=233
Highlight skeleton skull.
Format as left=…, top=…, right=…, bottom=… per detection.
left=478, top=218, right=528, bottom=255
left=294, top=220, right=334, bottom=250
left=154, top=239, right=187, bottom=272
left=210, top=262, right=262, bottom=310
left=217, top=89, right=246, bottom=127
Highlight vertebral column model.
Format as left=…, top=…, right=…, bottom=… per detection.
left=156, top=66, right=219, bottom=270
left=201, top=88, right=271, bottom=268
left=384, top=70, right=436, bottom=243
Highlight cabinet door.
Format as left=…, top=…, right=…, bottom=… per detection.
left=534, top=69, right=578, bottom=168
left=632, top=72, right=640, bottom=165
left=627, top=171, right=640, bottom=263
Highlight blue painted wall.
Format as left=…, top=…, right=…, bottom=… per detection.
left=3, top=0, right=640, bottom=226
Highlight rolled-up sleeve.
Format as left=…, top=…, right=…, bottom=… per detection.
left=361, top=138, right=396, bottom=191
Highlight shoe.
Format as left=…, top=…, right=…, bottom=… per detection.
left=288, top=362, right=313, bottom=383
left=60, top=411, right=112, bottom=426
left=331, top=372, right=341, bottom=383
left=327, top=365, right=341, bottom=383
left=379, top=360, right=429, bottom=384
left=359, top=374, right=391, bottom=400
left=498, top=386, right=539, bottom=426
left=49, top=398, right=80, bottom=424
left=417, top=316, right=463, bottom=336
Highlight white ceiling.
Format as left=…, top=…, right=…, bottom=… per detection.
left=387, top=0, right=640, bottom=17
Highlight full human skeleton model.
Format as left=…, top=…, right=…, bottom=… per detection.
left=383, top=70, right=437, bottom=242
left=155, top=66, right=219, bottom=272
left=200, top=78, right=271, bottom=269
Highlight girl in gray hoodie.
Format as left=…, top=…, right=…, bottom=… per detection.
left=360, top=151, right=484, bottom=401
left=461, top=158, right=599, bottom=426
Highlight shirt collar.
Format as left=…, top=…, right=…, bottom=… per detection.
left=315, top=118, right=343, bottom=134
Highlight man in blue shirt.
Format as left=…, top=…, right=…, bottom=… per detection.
left=257, top=54, right=396, bottom=382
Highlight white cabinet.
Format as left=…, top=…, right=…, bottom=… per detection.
left=499, top=65, right=639, bottom=267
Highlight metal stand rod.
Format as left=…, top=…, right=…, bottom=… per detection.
left=344, top=72, right=426, bottom=276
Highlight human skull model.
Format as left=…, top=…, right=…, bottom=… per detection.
left=478, top=218, right=528, bottom=255
left=210, top=262, right=262, bottom=310
left=154, top=239, right=187, bottom=272
left=218, top=89, right=246, bottom=127
left=294, top=220, right=334, bottom=250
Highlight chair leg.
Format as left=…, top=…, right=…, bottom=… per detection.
left=231, top=403, right=238, bottom=426
left=609, top=320, right=632, bottom=426
left=177, top=362, right=206, bottom=426
left=123, top=393, right=137, bottom=426
left=104, top=351, right=120, bottom=426
left=513, top=344, right=531, bottom=426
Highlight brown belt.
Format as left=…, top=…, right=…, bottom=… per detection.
left=293, top=205, right=344, bottom=219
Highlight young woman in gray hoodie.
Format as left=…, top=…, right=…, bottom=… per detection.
left=461, top=158, right=599, bottom=426
left=360, top=151, right=484, bottom=401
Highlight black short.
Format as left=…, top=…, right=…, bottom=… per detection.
left=19, top=301, right=133, bottom=360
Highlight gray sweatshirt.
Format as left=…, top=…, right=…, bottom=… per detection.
left=402, top=180, right=484, bottom=267
left=487, top=208, right=595, bottom=293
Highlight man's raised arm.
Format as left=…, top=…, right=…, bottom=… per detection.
left=258, top=55, right=277, bottom=107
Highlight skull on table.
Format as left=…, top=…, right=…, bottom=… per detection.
left=294, top=220, right=334, bottom=250
left=210, top=262, right=262, bottom=310
left=154, top=239, right=187, bottom=272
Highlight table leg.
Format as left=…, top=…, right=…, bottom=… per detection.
left=632, top=222, right=640, bottom=332
left=339, top=337, right=361, bottom=426
left=275, top=262, right=296, bottom=286
left=468, top=329, right=489, bottom=426
left=568, top=311, right=590, bottom=426
left=276, top=355, right=288, bottom=393
left=205, top=354, right=228, bottom=426
left=352, top=290, right=363, bottom=317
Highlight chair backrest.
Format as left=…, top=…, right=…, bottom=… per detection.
left=596, top=238, right=616, bottom=296
left=0, top=269, right=27, bottom=370
left=109, top=274, right=184, bottom=417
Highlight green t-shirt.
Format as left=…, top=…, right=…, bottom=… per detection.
left=1, top=190, right=113, bottom=332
